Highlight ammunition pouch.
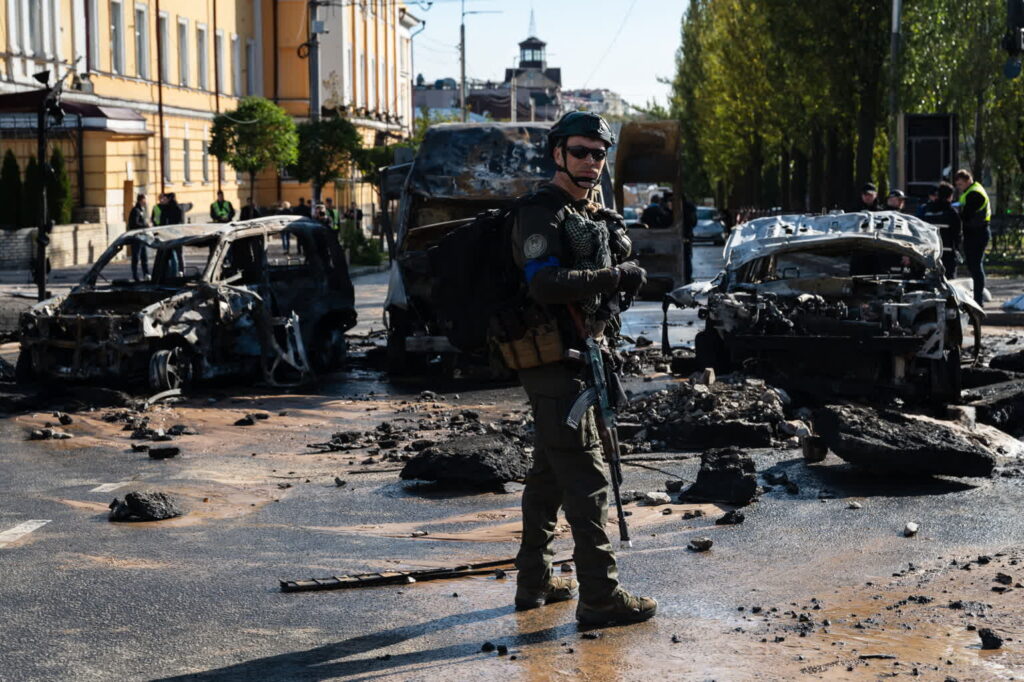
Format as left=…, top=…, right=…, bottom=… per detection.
left=489, top=304, right=565, bottom=370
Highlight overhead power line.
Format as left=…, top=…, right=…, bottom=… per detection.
left=582, top=0, right=639, bottom=88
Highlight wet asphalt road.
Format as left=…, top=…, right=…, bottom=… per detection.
left=3, top=245, right=1024, bottom=680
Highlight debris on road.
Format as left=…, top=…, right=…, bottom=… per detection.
left=688, top=537, right=713, bottom=552
left=904, top=522, right=920, bottom=537
left=29, top=427, right=72, bottom=440
left=989, top=349, right=1024, bottom=373
left=53, top=411, right=73, bottom=425
left=641, top=492, right=672, bottom=506
left=400, top=434, right=531, bottom=488
left=978, top=627, right=1004, bottom=650
left=812, top=404, right=999, bottom=477
left=620, top=375, right=785, bottom=449
left=716, top=510, right=746, bottom=525
left=148, top=447, right=180, bottom=460
left=108, top=491, right=184, bottom=521
left=964, top=379, right=1024, bottom=437
left=680, top=447, right=759, bottom=506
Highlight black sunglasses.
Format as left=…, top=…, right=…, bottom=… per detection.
left=565, top=145, right=607, bottom=162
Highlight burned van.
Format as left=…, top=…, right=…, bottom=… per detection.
left=668, top=211, right=984, bottom=402
left=18, top=216, right=356, bottom=390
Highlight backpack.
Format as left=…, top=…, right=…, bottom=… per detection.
left=428, top=187, right=569, bottom=353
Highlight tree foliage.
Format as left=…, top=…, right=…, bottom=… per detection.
left=0, top=150, right=22, bottom=228
left=48, top=147, right=72, bottom=225
left=23, top=156, right=41, bottom=227
left=290, top=116, right=363, bottom=192
left=210, top=97, right=298, bottom=201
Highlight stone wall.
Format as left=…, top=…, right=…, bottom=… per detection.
left=0, top=220, right=125, bottom=270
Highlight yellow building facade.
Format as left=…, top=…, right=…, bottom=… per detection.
left=0, top=0, right=418, bottom=231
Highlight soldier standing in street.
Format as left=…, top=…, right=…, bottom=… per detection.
left=953, top=168, right=991, bottom=306
left=210, top=190, right=235, bottom=223
left=511, top=111, right=657, bottom=626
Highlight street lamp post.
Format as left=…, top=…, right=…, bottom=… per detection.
left=32, top=70, right=65, bottom=302
left=888, top=0, right=903, bottom=194
left=307, top=0, right=326, bottom=204
left=458, top=0, right=501, bottom=122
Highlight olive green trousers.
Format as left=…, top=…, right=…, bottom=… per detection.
left=515, top=361, right=619, bottom=602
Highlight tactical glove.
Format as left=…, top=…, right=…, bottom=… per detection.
left=616, top=261, right=647, bottom=295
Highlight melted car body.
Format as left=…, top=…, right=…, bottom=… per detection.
left=19, top=216, right=356, bottom=390
left=669, top=211, right=983, bottom=401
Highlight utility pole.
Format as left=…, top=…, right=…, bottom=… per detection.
left=888, top=0, right=903, bottom=194
left=308, top=0, right=324, bottom=202
left=458, top=0, right=501, bottom=123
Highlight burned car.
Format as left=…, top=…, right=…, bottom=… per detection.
left=382, top=122, right=613, bottom=374
left=18, top=216, right=356, bottom=390
left=668, top=211, right=984, bottom=402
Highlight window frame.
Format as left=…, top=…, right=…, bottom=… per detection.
left=196, top=23, right=209, bottom=90
left=110, top=0, right=126, bottom=75
left=177, top=16, right=189, bottom=88
left=133, top=3, right=149, bottom=79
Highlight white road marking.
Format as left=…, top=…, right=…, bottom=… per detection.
left=90, top=482, right=129, bottom=493
left=0, top=520, right=51, bottom=548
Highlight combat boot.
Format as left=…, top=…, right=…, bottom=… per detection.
left=576, top=588, right=657, bottom=626
left=514, top=575, right=580, bottom=611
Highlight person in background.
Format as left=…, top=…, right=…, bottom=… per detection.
left=344, top=202, right=364, bottom=232
left=660, top=192, right=675, bottom=225
left=278, top=200, right=293, bottom=254
left=324, top=197, right=341, bottom=230
left=210, top=190, right=235, bottom=223
left=641, top=194, right=667, bottom=227
left=127, top=193, right=150, bottom=281
left=314, top=203, right=333, bottom=230
left=916, top=185, right=939, bottom=218
left=151, top=193, right=166, bottom=227
left=886, top=189, right=907, bottom=212
left=920, top=181, right=962, bottom=277
left=240, top=197, right=260, bottom=221
left=295, top=197, right=312, bottom=219
left=953, top=168, right=992, bottom=307
left=853, top=182, right=882, bottom=212
left=160, top=193, right=184, bottom=226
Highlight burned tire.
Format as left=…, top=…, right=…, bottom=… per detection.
left=311, top=322, right=348, bottom=374
left=148, top=346, right=194, bottom=392
left=14, top=350, right=34, bottom=385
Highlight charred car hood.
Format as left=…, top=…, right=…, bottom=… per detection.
left=725, top=211, right=943, bottom=272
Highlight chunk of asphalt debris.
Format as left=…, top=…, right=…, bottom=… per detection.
left=964, top=379, right=1024, bottom=438
left=496, top=645, right=509, bottom=656
left=715, top=510, right=745, bottom=525
left=334, top=477, right=347, bottom=487
left=665, top=479, right=685, bottom=493
left=234, top=415, right=256, bottom=426
left=688, top=537, right=713, bottom=552
left=989, top=349, right=1024, bottom=374
left=481, top=642, right=496, bottom=653
left=697, top=368, right=716, bottom=386
left=680, top=447, right=758, bottom=506
left=581, top=632, right=601, bottom=640
left=131, top=443, right=150, bottom=452
left=108, top=491, right=183, bottom=521
left=682, top=509, right=705, bottom=520
left=642, top=492, right=672, bottom=506
left=904, top=522, right=920, bottom=537
left=29, top=427, right=72, bottom=440
left=848, top=501, right=863, bottom=510
left=779, top=420, right=811, bottom=438
left=961, top=365, right=1024, bottom=389
left=812, top=404, right=997, bottom=477
left=995, top=572, right=1014, bottom=585
left=979, top=628, right=1004, bottom=650
left=148, top=446, right=180, bottom=460
left=167, top=424, right=198, bottom=436
left=53, top=411, right=73, bottom=426
left=561, top=563, right=574, bottom=573
left=400, top=434, right=532, bottom=489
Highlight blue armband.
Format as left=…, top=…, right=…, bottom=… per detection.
left=524, top=256, right=560, bottom=284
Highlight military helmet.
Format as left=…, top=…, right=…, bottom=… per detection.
left=547, top=111, right=616, bottom=156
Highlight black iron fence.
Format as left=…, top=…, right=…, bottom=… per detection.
left=991, top=214, right=1024, bottom=257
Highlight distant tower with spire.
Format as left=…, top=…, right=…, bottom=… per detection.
left=502, top=7, right=562, bottom=120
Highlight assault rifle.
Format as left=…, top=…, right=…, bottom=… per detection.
left=565, top=334, right=632, bottom=549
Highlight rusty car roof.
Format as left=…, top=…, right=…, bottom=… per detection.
left=112, top=215, right=322, bottom=249
left=724, top=211, right=944, bottom=271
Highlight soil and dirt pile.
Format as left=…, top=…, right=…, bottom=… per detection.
left=620, top=375, right=786, bottom=449
left=400, top=434, right=532, bottom=488
left=108, top=491, right=184, bottom=521
left=680, top=447, right=759, bottom=505
left=812, top=404, right=997, bottom=477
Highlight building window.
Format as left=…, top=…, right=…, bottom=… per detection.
left=369, top=57, right=376, bottom=110
left=86, top=0, right=100, bottom=70
left=202, top=141, right=210, bottom=183
left=231, top=34, right=241, bottom=96
left=196, top=25, right=208, bottom=90
left=28, top=1, right=43, bottom=56
left=134, top=5, right=149, bottom=79
left=162, top=137, right=171, bottom=182
left=345, top=48, right=353, bottom=104
left=177, top=18, right=189, bottom=87
left=157, top=12, right=169, bottom=82
left=183, top=139, right=191, bottom=183
left=215, top=30, right=225, bottom=93
left=110, top=1, right=125, bottom=75
left=358, top=53, right=365, bottom=107
left=245, top=39, right=256, bottom=95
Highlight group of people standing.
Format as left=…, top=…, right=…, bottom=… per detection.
left=852, top=170, right=991, bottom=307
left=126, top=189, right=369, bottom=280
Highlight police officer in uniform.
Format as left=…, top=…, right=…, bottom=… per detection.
left=511, top=111, right=657, bottom=626
left=953, top=168, right=991, bottom=306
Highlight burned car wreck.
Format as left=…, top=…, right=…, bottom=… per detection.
left=18, top=216, right=356, bottom=390
left=668, top=211, right=984, bottom=402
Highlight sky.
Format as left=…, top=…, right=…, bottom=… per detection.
left=407, top=0, right=684, bottom=108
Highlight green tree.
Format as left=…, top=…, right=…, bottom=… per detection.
left=47, top=147, right=72, bottom=225
left=209, top=97, right=298, bottom=204
left=23, top=156, right=42, bottom=227
left=290, top=115, right=363, bottom=200
left=0, top=150, right=22, bottom=228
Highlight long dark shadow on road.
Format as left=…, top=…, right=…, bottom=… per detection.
left=152, top=606, right=510, bottom=681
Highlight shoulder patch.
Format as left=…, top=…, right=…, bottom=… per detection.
left=523, top=234, right=548, bottom=260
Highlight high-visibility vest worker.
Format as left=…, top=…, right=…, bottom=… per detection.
left=957, top=180, right=990, bottom=228
left=210, top=191, right=236, bottom=223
